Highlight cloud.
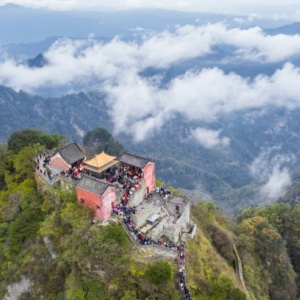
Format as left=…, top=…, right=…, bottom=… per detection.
left=3, top=25, right=300, bottom=140
left=2, top=23, right=300, bottom=90
left=250, top=146, right=281, bottom=181
left=191, top=128, right=230, bottom=148
left=259, top=166, right=291, bottom=200
left=249, top=147, right=294, bottom=201
left=104, top=63, right=300, bottom=140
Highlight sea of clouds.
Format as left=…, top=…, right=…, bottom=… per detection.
left=2, top=23, right=300, bottom=200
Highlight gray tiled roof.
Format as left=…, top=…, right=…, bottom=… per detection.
left=58, top=143, right=85, bottom=164
left=119, top=151, right=151, bottom=169
left=77, top=175, right=114, bottom=195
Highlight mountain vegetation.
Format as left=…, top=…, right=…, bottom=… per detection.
left=83, top=127, right=124, bottom=157
left=1, top=129, right=300, bottom=299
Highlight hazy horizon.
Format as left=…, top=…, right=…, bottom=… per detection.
left=1, top=0, right=300, bottom=21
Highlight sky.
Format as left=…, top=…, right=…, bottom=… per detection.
left=1, top=0, right=300, bottom=19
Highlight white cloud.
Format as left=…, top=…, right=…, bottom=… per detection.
left=3, top=25, right=300, bottom=140
left=2, top=23, right=300, bottom=91
left=250, top=146, right=280, bottom=181
left=249, top=148, right=294, bottom=201
left=105, top=63, right=300, bottom=139
left=191, top=128, right=230, bottom=148
left=259, top=166, right=291, bottom=200
left=0, top=24, right=296, bottom=89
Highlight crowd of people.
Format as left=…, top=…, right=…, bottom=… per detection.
left=177, top=246, right=193, bottom=299
left=36, top=154, right=56, bottom=181
left=155, top=185, right=171, bottom=198
left=112, top=181, right=193, bottom=300
left=106, top=165, right=142, bottom=185
left=106, top=165, right=143, bottom=206
left=36, top=154, right=85, bottom=183
left=104, top=165, right=143, bottom=198
left=60, top=164, right=84, bottom=182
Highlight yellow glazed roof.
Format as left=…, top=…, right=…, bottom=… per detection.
left=83, top=151, right=117, bottom=172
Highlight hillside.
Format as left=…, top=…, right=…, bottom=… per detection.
left=1, top=130, right=300, bottom=299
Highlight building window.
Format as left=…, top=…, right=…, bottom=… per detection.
left=80, top=199, right=85, bottom=204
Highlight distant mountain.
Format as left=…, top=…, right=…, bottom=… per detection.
left=0, top=37, right=59, bottom=61
left=24, top=53, right=48, bottom=68
left=0, top=4, right=292, bottom=46
left=266, top=22, right=300, bottom=35
left=0, top=4, right=124, bottom=45
left=0, top=85, right=111, bottom=143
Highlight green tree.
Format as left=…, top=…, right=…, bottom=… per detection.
left=0, top=144, right=7, bottom=190
left=7, top=129, right=64, bottom=153
left=211, top=274, right=246, bottom=300
left=192, top=200, right=216, bottom=226
left=84, top=280, right=106, bottom=300
left=121, top=290, right=140, bottom=300
left=145, top=262, right=172, bottom=285
left=65, top=267, right=86, bottom=300
left=83, top=127, right=124, bottom=156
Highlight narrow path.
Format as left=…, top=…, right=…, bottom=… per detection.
left=117, top=216, right=192, bottom=299
left=233, top=244, right=250, bottom=299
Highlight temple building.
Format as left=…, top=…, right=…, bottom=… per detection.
left=50, top=143, right=85, bottom=170
left=76, top=174, right=117, bottom=220
left=83, top=151, right=118, bottom=180
left=119, top=151, right=155, bottom=195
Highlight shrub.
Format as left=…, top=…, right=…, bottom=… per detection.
left=145, top=262, right=172, bottom=285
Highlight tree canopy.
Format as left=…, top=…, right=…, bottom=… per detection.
left=7, top=129, right=65, bottom=153
left=83, top=127, right=124, bottom=157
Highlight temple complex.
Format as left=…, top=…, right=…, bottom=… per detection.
left=36, top=144, right=194, bottom=244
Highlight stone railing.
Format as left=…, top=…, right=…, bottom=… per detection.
left=35, top=170, right=78, bottom=188
left=35, top=170, right=60, bottom=186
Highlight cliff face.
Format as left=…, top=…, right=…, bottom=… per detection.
left=4, top=277, right=31, bottom=300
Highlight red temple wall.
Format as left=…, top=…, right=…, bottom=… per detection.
left=76, top=186, right=116, bottom=220
left=51, top=154, right=70, bottom=170
left=143, top=162, right=155, bottom=194
left=100, top=187, right=116, bottom=220
left=76, top=187, right=102, bottom=219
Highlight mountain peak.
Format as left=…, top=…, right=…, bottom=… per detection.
left=1, top=3, right=26, bottom=9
